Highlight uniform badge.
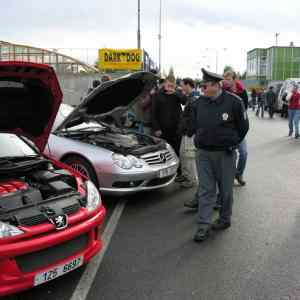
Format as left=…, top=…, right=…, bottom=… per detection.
left=222, top=113, right=229, bottom=121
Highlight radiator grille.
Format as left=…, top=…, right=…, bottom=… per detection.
left=15, top=234, right=89, bottom=273
left=141, top=150, right=173, bottom=166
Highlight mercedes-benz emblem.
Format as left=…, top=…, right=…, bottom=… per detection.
left=160, top=153, right=167, bottom=163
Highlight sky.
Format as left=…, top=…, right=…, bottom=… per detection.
left=4, top=0, right=300, bottom=77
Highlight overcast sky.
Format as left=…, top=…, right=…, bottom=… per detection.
left=4, top=0, right=300, bottom=77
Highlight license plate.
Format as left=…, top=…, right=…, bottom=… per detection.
left=159, top=166, right=177, bottom=178
left=34, top=256, right=83, bottom=286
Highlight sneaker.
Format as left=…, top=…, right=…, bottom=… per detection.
left=295, top=134, right=299, bottom=139
left=289, top=131, right=293, bottom=137
left=194, top=226, right=210, bottom=242
left=184, top=198, right=198, bottom=209
left=235, top=175, right=246, bottom=186
left=212, top=219, right=231, bottom=231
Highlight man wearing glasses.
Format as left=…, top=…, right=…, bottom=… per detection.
left=190, top=69, right=249, bottom=242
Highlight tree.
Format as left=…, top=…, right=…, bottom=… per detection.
left=223, top=65, right=234, bottom=74
left=167, top=67, right=175, bottom=82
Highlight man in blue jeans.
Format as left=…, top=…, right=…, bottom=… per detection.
left=223, top=71, right=249, bottom=186
left=287, top=85, right=300, bottom=139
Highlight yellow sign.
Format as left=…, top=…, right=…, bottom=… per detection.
left=99, top=48, right=143, bottom=71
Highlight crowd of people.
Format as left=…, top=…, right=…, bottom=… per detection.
left=134, top=68, right=250, bottom=242
left=251, top=84, right=300, bottom=139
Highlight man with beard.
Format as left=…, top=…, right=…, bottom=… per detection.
left=152, top=76, right=187, bottom=178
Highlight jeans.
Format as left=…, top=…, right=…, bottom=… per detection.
left=256, top=103, right=264, bottom=118
left=288, top=109, right=300, bottom=136
left=236, top=139, right=248, bottom=176
left=179, top=135, right=198, bottom=184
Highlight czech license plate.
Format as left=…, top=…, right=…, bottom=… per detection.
left=159, top=166, right=177, bottom=178
left=34, top=256, right=83, bottom=286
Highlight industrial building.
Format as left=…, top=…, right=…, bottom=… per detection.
left=246, top=45, right=300, bottom=86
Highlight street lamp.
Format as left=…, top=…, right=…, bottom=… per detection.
left=158, top=0, right=162, bottom=74
left=137, top=0, right=141, bottom=49
left=275, top=33, right=280, bottom=46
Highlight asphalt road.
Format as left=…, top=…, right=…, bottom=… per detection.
left=9, top=112, right=300, bottom=300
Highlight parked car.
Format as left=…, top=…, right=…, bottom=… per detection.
left=46, top=72, right=179, bottom=196
left=0, top=61, right=106, bottom=297
left=277, top=78, right=300, bottom=111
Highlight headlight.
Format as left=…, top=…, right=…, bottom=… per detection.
left=0, top=221, right=24, bottom=239
left=86, top=180, right=101, bottom=212
left=112, top=154, right=143, bottom=170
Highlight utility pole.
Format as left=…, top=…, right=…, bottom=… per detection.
left=158, top=0, right=162, bottom=74
left=275, top=33, right=280, bottom=46
left=137, top=0, right=141, bottom=49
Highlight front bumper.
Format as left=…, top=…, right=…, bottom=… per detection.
left=99, top=160, right=179, bottom=196
left=0, top=206, right=106, bottom=297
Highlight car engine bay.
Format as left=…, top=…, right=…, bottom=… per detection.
left=0, top=158, right=84, bottom=227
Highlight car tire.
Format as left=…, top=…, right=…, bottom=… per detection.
left=63, top=155, right=99, bottom=187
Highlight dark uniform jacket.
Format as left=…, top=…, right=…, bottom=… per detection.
left=152, top=91, right=186, bottom=137
left=189, top=91, right=249, bottom=151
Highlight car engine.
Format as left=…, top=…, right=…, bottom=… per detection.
left=0, top=163, right=84, bottom=227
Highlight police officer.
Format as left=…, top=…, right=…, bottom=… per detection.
left=189, top=69, right=249, bottom=242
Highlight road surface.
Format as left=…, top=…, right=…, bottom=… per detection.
left=11, top=113, right=300, bottom=300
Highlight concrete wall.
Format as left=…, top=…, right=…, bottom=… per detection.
left=57, top=73, right=102, bottom=106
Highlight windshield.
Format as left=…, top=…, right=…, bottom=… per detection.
left=0, top=133, right=37, bottom=158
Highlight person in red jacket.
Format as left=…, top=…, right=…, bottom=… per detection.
left=287, top=85, right=300, bottom=139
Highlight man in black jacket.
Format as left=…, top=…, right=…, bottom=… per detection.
left=266, top=86, right=276, bottom=118
left=178, top=78, right=198, bottom=188
left=190, top=69, right=249, bottom=242
left=152, top=76, right=186, bottom=164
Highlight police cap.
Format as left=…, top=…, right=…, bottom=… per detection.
left=200, top=68, right=224, bottom=85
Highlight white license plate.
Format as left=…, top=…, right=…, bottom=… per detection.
left=159, top=166, right=177, bottom=178
left=34, top=256, right=83, bottom=286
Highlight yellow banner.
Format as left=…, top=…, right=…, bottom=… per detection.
left=99, top=48, right=143, bottom=71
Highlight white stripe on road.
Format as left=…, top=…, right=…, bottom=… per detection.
left=70, top=199, right=127, bottom=300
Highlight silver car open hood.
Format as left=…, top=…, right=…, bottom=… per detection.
left=56, top=72, right=157, bottom=130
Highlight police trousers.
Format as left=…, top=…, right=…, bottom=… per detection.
left=195, top=149, right=236, bottom=225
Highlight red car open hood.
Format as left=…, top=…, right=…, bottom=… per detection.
left=0, top=61, right=63, bottom=152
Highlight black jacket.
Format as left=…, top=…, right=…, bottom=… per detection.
left=178, top=94, right=196, bottom=136
left=266, top=90, right=276, bottom=107
left=237, top=89, right=249, bottom=110
left=190, top=91, right=249, bottom=151
left=152, top=91, right=186, bottom=137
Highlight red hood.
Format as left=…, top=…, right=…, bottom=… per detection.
left=0, top=61, right=63, bottom=152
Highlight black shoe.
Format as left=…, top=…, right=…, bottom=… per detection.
left=212, top=219, right=231, bottom=231
left=184, top=198, right=198, bottom=209
left=175, top=175, right=186, bottom=183
left=194, top=226, right=210, bottom=242
left=235, top=175, right=246, bottom=186
left=295, top=134, right=299, bottom=139
left=213, top=203, right=222, bottom=211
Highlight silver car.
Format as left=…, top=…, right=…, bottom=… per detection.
left=45, top=72, right=179, bottom=196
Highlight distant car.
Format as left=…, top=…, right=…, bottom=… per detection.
left=277, top=78, right=300, bottom=111
left=46, top=72, right=179, bottom=196
left=0, top=62, right=106, bottom=297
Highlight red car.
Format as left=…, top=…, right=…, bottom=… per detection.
left=0, top=61, right=106, bottom=297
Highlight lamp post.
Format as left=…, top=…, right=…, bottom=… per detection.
left=275, top=33, right=280, bottom=46
left=137, top=0, right=141, bottom=49
left=158, top=0, right=162, bottom=74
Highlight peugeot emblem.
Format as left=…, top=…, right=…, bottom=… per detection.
left=50, top=214, right=68, bottom=230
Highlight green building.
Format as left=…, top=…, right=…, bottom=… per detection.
left=246, top=46, right=300, bottom=86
